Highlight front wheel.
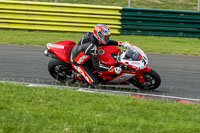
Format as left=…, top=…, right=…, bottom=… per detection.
left=129, top=69, right=161, bottom=90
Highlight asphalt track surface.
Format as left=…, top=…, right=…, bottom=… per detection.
left=0, top=44, right=200, bottom=99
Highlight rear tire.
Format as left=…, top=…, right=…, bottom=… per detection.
left=129, top=69, right=161, bottom=90
left=48, top=59, right=72, bottom=82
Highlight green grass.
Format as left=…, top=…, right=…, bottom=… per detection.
left=0, top=29, right=200, bottom=55
left=0, top=82, right=200, bottom=133
left=15, top=0, right=198, bottom=11
left=130, top=0, right=198, bottom=11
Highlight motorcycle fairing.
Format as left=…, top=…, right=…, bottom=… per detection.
left=97, top=44, right=151, bottom=83
left=47, top=40, right=76, bottom=63
left=119, top=45, right=149, bottom=71
left=108, top=73, right=135, bottom=83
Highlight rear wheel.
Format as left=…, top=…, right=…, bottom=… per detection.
left=129, top=69, right=161, bottom=90
left=48, top=59, right=73, bottom=82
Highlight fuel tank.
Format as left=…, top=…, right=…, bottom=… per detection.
left=98, top=45, right=121, bottom=66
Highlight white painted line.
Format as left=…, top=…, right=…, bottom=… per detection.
left=77, top=88, right=96, bottom=93
left=1, top=80, right=200, bottom=102
left=77, top=88, right=200, bottom=102
left=131, top=92, right=200, bottom=102
left=0, top=81, right=78, bottom=89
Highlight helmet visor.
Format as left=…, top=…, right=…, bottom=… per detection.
left=98, top=32, right=110, bottom=44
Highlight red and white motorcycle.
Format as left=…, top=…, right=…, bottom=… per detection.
left=44, top=40, right=161, bottom=90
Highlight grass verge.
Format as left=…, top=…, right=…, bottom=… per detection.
left=0, top=82, right=200, bottom=133
left=14, top=0, right=198, bottom=11
left=0, top=29, right=200, bottom=55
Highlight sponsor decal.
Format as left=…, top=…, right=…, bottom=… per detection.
left=131, top=61, right=140, bottom=65
left=98, top=49, right=105, bottom=55
left=47, top=43, right=64, bottom=49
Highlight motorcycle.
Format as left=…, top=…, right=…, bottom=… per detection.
left=44, top=40, right=161, bottom=90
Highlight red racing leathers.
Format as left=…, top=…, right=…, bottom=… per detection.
left=70, top=32, right=120, bottom=86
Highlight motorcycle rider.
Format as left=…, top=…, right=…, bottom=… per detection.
left=70, top=24, right=125, bottom=87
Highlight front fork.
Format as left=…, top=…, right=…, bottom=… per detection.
left=136, top=67, right=151, bottom=83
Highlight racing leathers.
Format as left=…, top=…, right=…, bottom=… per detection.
left=70, top=32, right=120, bottom=86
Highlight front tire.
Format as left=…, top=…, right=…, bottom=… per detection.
left=48, top=59, right=72, bottom=82
left=129, top=69, right=161, bottom=90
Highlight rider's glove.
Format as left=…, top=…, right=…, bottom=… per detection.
left=118, top=41, right=123, bottom=46
left=108, top=66, right=122, bottom=74
left=121, top=41, right=131, bottom=48
left=118, top=41, right=132, bottom=48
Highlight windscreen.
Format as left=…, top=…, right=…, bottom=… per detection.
left=123, top=50, right=141, bottom=61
